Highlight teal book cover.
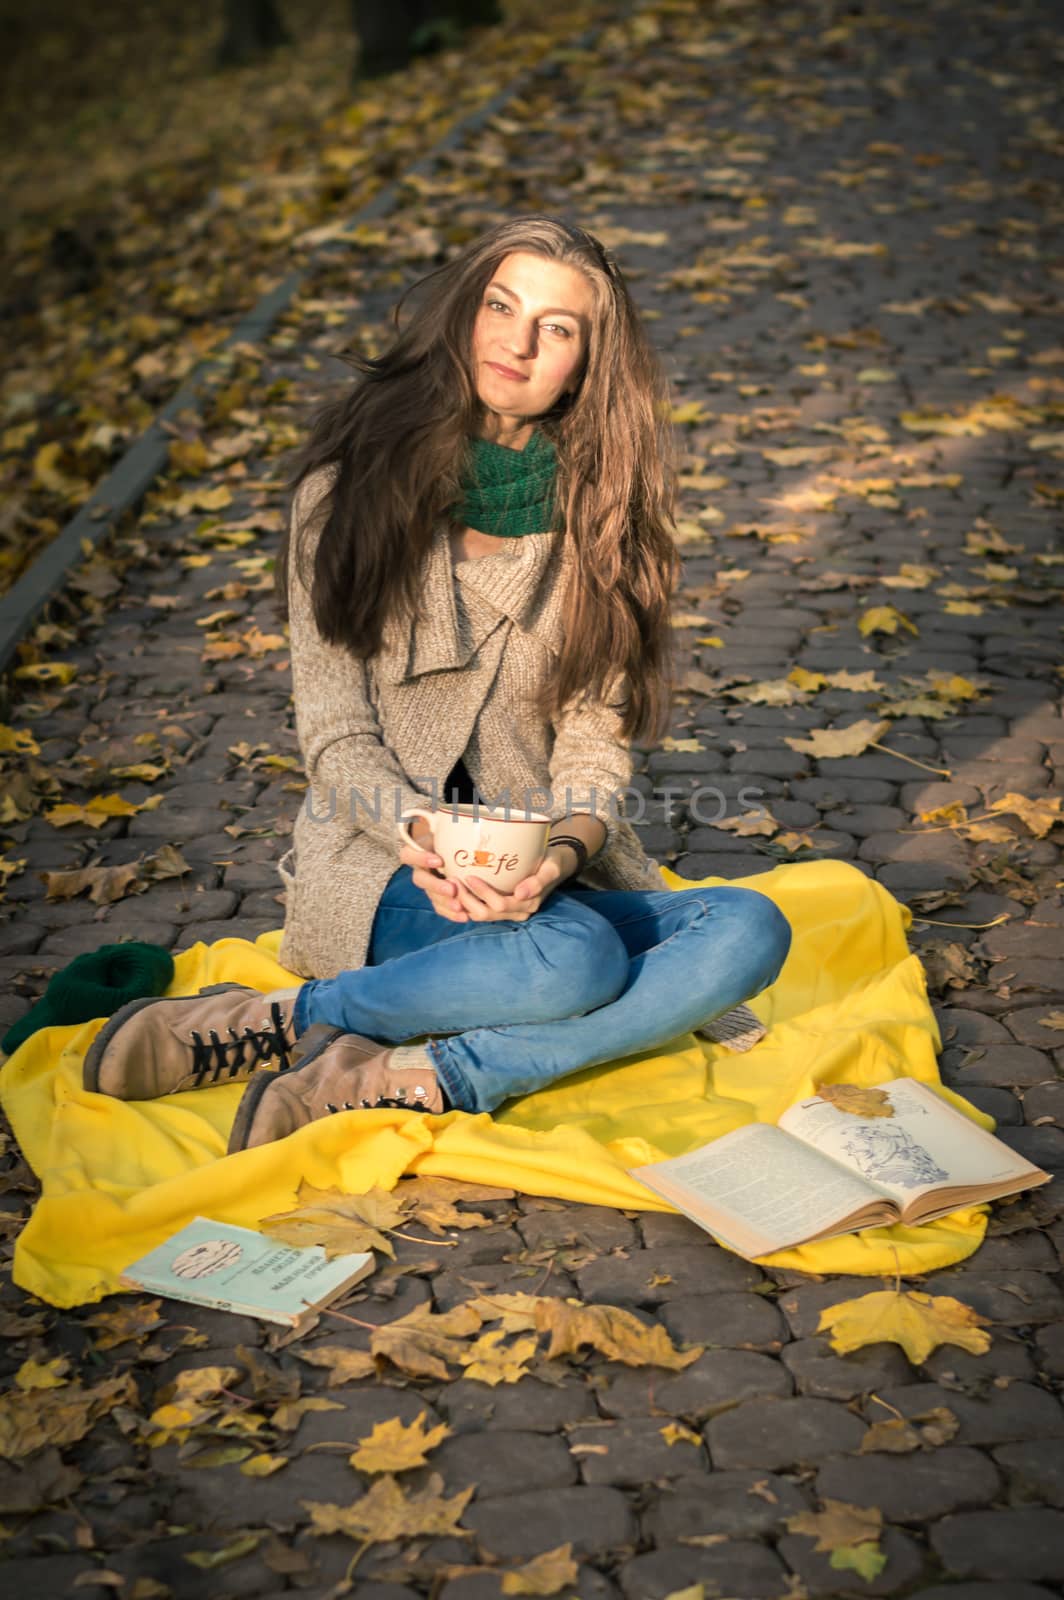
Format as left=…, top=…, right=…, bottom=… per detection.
left=120, top=1216, right=374, bottom=1328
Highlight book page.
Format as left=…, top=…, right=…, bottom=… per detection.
left=631, top=1123, right=882, bottom=1258
left=779, top=1080, right=1040, bottom=1206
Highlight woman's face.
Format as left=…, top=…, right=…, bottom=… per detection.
left=471, top=251, right=595, bottom=435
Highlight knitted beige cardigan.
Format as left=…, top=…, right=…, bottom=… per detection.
left=278, top=466, right=668, bottom=979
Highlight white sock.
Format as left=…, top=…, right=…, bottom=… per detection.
left=390, top=1044, right=435, bottom=1076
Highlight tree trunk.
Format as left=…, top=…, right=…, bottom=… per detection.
left=217, top=0, right=291, bottom=68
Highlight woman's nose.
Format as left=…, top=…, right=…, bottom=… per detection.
left=506, top=319, right=537, bottom=359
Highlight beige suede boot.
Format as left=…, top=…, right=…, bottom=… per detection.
left=83, top=984, right=304, bottom=1100
left=227, top=1032, right=443, bottom=1153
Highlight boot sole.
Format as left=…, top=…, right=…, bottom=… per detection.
left=226, top=1029, right=386, bottom=1155
left=82, top=983, right=254, bottom=1095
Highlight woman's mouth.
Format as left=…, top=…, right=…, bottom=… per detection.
left=487, top=362, right=529, bottom=381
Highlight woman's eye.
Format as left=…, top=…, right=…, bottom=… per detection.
left=545, top=324, right=572, bottom=338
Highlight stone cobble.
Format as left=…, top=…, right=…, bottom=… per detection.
left=0, top=0, right=1061, bottom=1592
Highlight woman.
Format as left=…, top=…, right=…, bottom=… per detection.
left=85, top=216, right=791, bottom=1149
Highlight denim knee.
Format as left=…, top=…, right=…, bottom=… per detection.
left=735, top=889, right=792, bottom=991
left=521, top=905, right=629, bottom=1020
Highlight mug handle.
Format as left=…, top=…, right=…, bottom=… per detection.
left=396, top=808, right=437, bottom=851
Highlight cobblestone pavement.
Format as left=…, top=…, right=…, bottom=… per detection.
left=2, top=0, right=1063, bottom=1595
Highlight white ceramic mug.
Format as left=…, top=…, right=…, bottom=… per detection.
left=397, top=805, right=552, bottom=895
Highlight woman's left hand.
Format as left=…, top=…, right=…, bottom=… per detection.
left=451, top=852, right=571, bottom=922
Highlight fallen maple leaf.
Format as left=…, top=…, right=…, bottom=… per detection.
left=784, top=719, right=891, bottom=759
left=461, top=1329, right=538, bottom=1387
left=500, top=1544, right=580, bottom=1595
left=295, top=1345, right=376, bottom=1385
left=15, top=1356, right=70, bottom=1390
left=816, top=1085, right=894, bottom=1119
left=786, top=1499, right=886, bottom=1582
left=818, top=1289, right=991, bottom=1364
left=660, top=1422, right=702, bottom=1447
left=84, top=1299, right=163, bottom=1349
left=988, top=792, right=1062, bottom=838
left=1038, top=1012, right=1064, bottom=1032
left=858, top=604, right=918, bottom=637
left=349, top=1413, right=450, bottom=1474
left=371, top=1302, right=483, bottom=1382
left=45, top=793, right=163, bottom=828
left=304, top=1472, right=473, bottom=1546
left=535, top=1300, right=701, bottom=1371
left=0, top=724, right=40, bottom=755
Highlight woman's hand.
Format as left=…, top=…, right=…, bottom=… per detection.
left=448, top=850, right=571, bottom=923
left=397, top=816, right=471, bottom=923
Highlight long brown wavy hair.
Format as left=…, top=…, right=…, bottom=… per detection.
left=278, top=214, right=679, bottom=742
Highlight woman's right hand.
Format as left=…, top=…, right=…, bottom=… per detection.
left=397, top=816, right=469, bottom=922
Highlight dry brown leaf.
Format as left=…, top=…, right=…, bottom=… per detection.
left=398, top=1175, right=502, bottom=1234
left=660, top=1422, right=702, bottom=1447
left=295, top=1345, right=376, bottom=1386
left=816, top=1084, right=894, bottom=1119
left=500, top=1544, right=580, bottom=1595
left=818, top=1289, right=991, bottom=1364
left=715, top=812, right=778, bottom=837
left=371, top=1302, right=483, bottom=1382
left=42, top=863, right=141, bottom=905
left=304, top=1471, right=473, bottom=1545
left=464, top=1292, right=544, bottom=1334
left=271, top=1397, right=345, bottom=1432
left=786, top=1498, right=882, bottom=1552
left=349, top=1412, right=451, bottom=1474
left=535, top=1300, right=701, bottom=1371
left=784, top=720, right=890, bottom=759
left=0, top=1373, right=136, bottom=1459
left=988, top=792, right=1062, bottom=838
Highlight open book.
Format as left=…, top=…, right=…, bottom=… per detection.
left=630, top=1078, right=1050, bottom=1260
left=121, top=1217, right=374, bottom=1332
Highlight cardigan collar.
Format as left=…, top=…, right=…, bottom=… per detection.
left=376, top=523, right=570, bottom=683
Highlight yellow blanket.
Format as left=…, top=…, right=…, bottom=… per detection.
left=1, top=860, right=989, bottom=1308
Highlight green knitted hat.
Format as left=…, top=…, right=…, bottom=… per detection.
left=2, top=942, right=174, bottom=1056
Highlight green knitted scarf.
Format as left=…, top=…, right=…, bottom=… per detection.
left=453, top=428, right=559, bottom=538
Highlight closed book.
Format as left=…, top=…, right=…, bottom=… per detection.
left=120, top=1216, right=374, bottom=1331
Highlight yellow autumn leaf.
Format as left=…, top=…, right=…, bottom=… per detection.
left=13, top=662, right=78, bottom=685
left=823, top=669, right=884, bottom=691
left=725, top=678, right=806, bottom=706
left=816, top=1084, right=894, bottom=1118
left=110, top=763, right=168, bottom=782
left=461, top=1330, right=538, bottom=1387
left=880, top=564, right=938, bottom=589
left=371, top=1302, right=484, bottom=1383
left=788, top=667, right=826, bottom=692
left=988, top=792, right=1062, bottom=838
left=350, top=1413, right=451, bottom=1474
left=535, top=1299, right=702, bottom=1371
left=304, top=1472, right=473, bottom=1545
left=660, top=1422, right=702, bottom=1447
left=501, top=1544, right=580, bottom=1595
left=239, top=1453, right=289, bottom=1477
left=0, top=725, right=40, bottom=755
left=945, top=600, right=983, bottom=615
left=45, top=794, right=163, bottom=828
left=16, top=1356, right=71, bottom=1390
left=85, top=1299, right=163, bottom=1349
left=920, top=801, right=969, bottom=827
left=696, top=635, right=723, bottom=647
left=818, top=1289, right=991, bottom=1364
left=660, top=737, right=704, bottom=753
left=858, top=605, right=918, bottom=637
left=784, top=719, right=890, bottom=759
left=715, top=812, right=778, bottom=837
left=670, top=401, right=712, bottom=424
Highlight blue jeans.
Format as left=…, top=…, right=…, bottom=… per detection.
left=292, top=867, right=791, bottom=1114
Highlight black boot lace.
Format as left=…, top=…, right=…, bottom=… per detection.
left=324, top=1087, right=431, bottom=1114
left=189, top=1001, right=293, bottom=1086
